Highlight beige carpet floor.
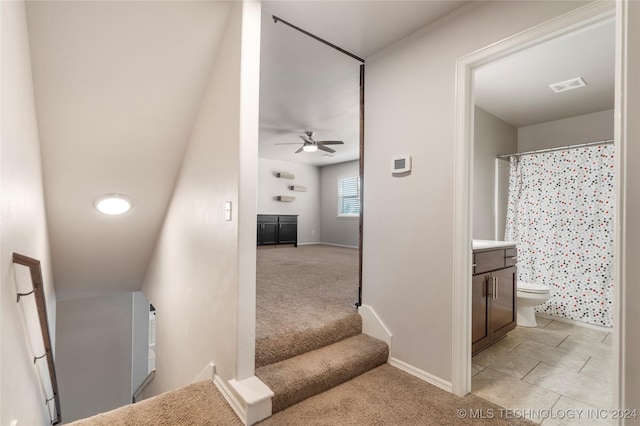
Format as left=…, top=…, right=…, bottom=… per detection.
left=67, top=380, right=240, bottom=426
left=255, top=245, right=361, bottom=367
left=70, top=365, right=532, bottom=425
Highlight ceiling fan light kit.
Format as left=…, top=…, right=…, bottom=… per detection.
left=275, top=131, right=345, bottom=154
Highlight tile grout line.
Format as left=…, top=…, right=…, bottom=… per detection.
left=556, top=333, right=570, bottom=348
left=507, top=339, right=526, bottom=352
left=578, top=356, right=592, bottom=374
left=521, top=360, right=542, bottom=382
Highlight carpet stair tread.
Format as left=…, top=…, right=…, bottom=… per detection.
left=255, top=311, right=362, bottom=368
left=256, top=333, right=389, bottom=413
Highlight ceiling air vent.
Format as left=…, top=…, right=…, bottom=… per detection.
left=549, top=77, right=587, bottom=93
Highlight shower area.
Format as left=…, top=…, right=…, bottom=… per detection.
left=471, top=18, right=616, bottom=329
left=501, top=142, right=614, bottom=328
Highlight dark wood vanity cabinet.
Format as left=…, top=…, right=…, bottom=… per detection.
left=472, top=246, right=517, bottom=354
left=257, top=215, right=298, bottom=247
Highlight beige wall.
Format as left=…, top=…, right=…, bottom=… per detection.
left=363, top=0, right=587, bottom=384
left=518, top=109, right=614, bottom=151
left=141, top=1, right=260, bottom=395
left=320, top=160, right=360, bottom=247
left=258, top=158, right=321, bottom=244
left=473, top=107, right=517, bottom=241
left=0, top=2, right=57, bottom=425
left=56, top=294, right=133, bottom=423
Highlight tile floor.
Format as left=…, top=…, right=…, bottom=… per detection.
left=472, top=315, right=614, bottom=425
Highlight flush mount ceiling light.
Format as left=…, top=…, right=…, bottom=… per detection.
left=94, top=193, right=133, bottom=215
left=549, top=77, right=587, bottom=93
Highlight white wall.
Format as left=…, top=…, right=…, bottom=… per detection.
left=56, top=293, right=133, bottom=423
left=619, top=0, right=640, bottom=420
left=258, top=158, right=320, bottom=244
left=518, top=109, right=614, bottom=151
left=320, top=160, right=360, bottom=247
left=363, top=0, right=587, bottom=384
left=473, top=107, right=517, bottom=240
left=131, top=292, right=150, bottom=395
left=0, top=2, right=57, bottom=425
left=141, top=1, right=260, bottom=396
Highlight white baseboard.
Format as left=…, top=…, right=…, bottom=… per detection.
left=535, top=313, right=613, bottom=331
left=358, top=304, right=392, bottom=350
left=389, top=357, right=453, bottom=393
left=319, top=242, right=359, bottom=249
left=297, top=242, right=322, bottom=246
left=219, top=375, right=273, bottom=426
left=214, top=375, right=248, bottom=424
left=192, top=362, right=215, bottom=383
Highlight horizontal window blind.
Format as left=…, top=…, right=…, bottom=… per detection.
left=338, top=176, right=360, bottom=215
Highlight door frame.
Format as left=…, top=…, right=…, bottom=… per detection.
left=451, top=1, right=619, bottom=398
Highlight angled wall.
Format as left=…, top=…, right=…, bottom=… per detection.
left=141, top=1, right=260, bottom=396
left=1, top=1, right=57, bottom=424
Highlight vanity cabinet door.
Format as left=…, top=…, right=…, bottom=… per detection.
left=490, top=266, right=517, bottom=335
left=472, top=274, right=490, bottom=352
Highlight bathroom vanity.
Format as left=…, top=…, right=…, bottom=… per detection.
left=472, top=241, right=517, bottom=354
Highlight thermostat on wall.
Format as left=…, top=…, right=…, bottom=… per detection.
left=391, top=155, right=411, bottom=174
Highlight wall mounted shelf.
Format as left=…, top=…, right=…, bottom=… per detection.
left=276, top=172, right=295, bottom=179
left=289, top=185, right=307, bottom=192
left=277, top=195, right=295, bottom=202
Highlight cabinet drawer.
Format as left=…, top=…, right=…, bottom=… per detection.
left=258, top=215, right=278, bottom=222
left=278, top=215, right=297, bottom=223
left=474, top=250, right=505, bottom=274
left=505, top=248, right=518, bottom=267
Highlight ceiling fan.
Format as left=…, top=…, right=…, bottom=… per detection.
left=276, top=131, right=344, bottom=154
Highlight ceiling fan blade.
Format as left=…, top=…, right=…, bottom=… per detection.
left=294, top=146, right=304, bottom=154
left=318, top=145, right=336, bottom=153
left=299, top=135, right=312, bottom=143
left=316, top=141, right=344, bottom=145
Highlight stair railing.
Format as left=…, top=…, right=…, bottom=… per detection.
left=13, top=253, right=61, bottom=425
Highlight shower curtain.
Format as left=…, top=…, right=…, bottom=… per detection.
left=505, top=145, right=614, bottom=327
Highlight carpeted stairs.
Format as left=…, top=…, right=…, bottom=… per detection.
left=255, top=245, right=388, bottom=413
left=257, top=333, right=388, bottom=413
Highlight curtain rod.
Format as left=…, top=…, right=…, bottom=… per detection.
left=272, top=15, right=365, bottom=64
left=496, top=139, right=614, bottom=160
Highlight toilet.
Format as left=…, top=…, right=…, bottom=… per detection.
left=516, top=281, right=551, bottom=327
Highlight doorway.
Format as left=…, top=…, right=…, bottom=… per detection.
left=255, top=10, right=365, bottom=368
left=452, top=1, right=620, bottom=410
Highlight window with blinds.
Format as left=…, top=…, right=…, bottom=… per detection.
left=337, top=176, right=360, bottom=216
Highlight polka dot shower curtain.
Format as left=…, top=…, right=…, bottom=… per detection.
left=504, top=145, right=614, bottom=327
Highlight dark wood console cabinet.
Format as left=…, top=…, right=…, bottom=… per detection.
left=257, top=215, right=298, bottom=247
left=472, top=245, right=517, bottom=354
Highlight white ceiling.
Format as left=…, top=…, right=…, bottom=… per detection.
left=259, top=1, right=468, bottom=166
left=24, top=1, right=469, bottom=299
left=26, top=1, right=233, bottom=300
left=474, top=20, right=615, bottom=128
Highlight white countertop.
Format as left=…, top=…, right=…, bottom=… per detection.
left=472, top=240, right=517, bottom=250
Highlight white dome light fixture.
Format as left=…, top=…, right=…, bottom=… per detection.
left=94, top=193, right=133, bottom=215
left=303, top=144, right=318, bottom=153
